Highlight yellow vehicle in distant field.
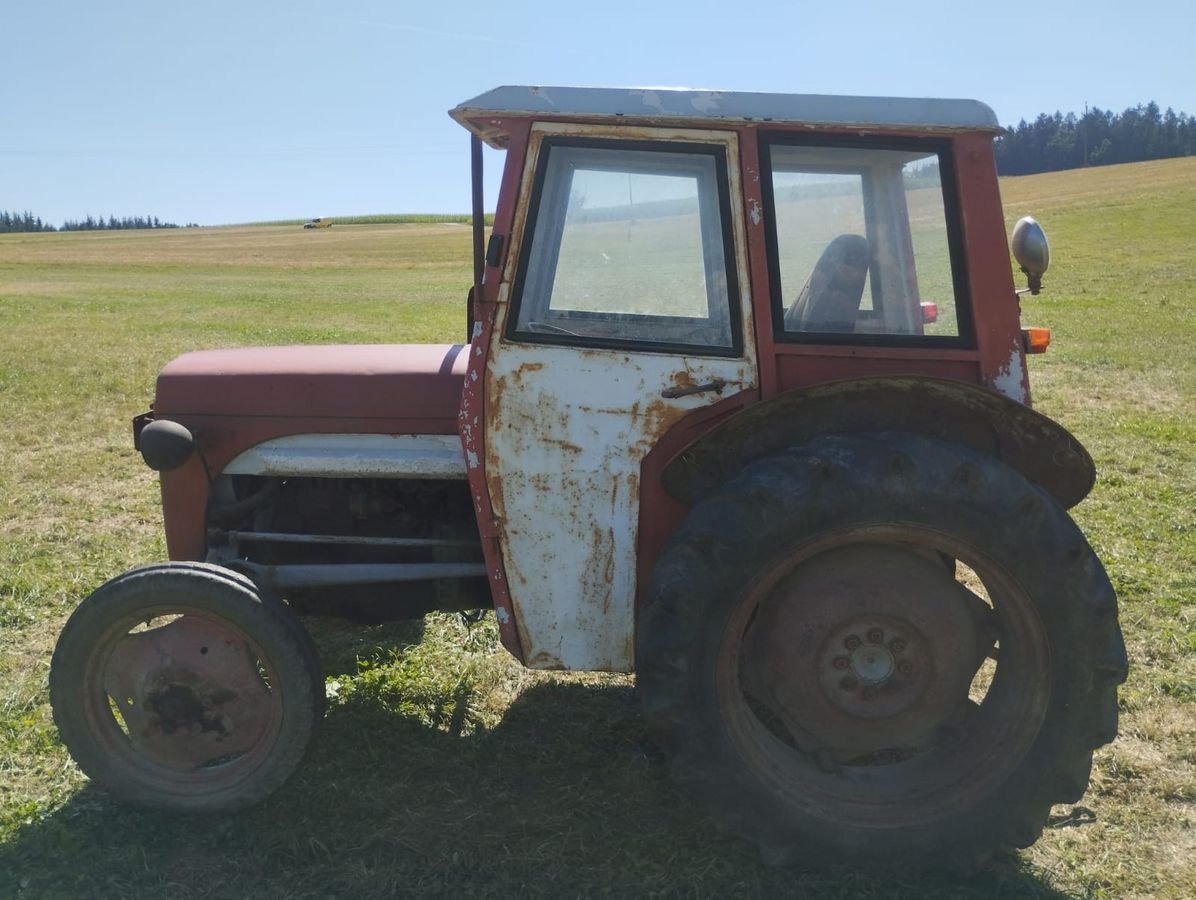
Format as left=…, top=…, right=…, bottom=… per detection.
left=302, top=217, right=332, bottom=229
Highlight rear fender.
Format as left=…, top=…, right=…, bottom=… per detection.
left=660, top=376, right=1095, bottom=509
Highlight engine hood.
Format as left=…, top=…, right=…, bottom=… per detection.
left=154, top=343, right=468, bottom=423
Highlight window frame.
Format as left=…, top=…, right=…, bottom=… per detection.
left=760, top=133, right=976, bottom=349
left=506, top=136, right=744, bottom=359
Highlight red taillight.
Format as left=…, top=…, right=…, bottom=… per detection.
left=920, top=302, right=938, bottom=324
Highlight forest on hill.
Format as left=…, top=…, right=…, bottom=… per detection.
left=994, top=102, right=1195, bottom=175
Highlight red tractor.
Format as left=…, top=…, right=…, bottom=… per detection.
left=51, top=86, right=1126, bottom=871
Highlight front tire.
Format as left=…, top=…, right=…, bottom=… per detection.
left=639, top=433, right=1126, bottom=872
left=51, top=562, right=325, bottom=812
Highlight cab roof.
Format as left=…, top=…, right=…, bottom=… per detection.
left=450, top=85, right=1001, bottom=147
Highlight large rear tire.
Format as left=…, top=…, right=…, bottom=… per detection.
left=51, top=562, right=325, bottom=812
left=639, top=433, right=1126, bottom=872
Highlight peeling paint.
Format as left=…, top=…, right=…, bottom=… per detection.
left=483, top=342, right=754, bottom=671
left=474, top=122, right=757, bottom=673
left=528, top=86, right=555, bottom=107
left=639, top=90, right=665, bottom=113
left=689, top=92, right=722, bottom=114
left=495, top=606, right=510, bottom=624
left=223, top=433, right=466, bottom=479
left=749, top=198, right=763, bottom=226
left=992, top=343, right=1028, bottom=404
left=466, top=449, right=480, bottom=469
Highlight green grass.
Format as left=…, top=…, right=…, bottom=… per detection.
left=247, top=213, right=495, bottom=226
left=1, top=160, right=1195, bottom=897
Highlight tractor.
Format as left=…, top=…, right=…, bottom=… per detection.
left=50, top=85, right=1127, bottom=871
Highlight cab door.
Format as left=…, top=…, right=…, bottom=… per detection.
left=482, top=124, right=757, bottom=671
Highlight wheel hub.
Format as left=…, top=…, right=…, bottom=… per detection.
left=848, top=641, right=894, bottom=684
left=103, top=615, right=275, bottom=770
left=815, top=614, right=932, bottom=721
left=743, top=544, right=992, bottom=759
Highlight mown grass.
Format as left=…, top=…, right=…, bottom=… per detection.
left=248, top=213, right=494, bottom=227
left=1, top=159, right=1194, bottom=897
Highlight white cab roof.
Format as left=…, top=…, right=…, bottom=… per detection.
left=451, top=85, right=1001, bottom=147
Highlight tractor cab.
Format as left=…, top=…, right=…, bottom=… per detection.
left=449, top=87, right=1070, bottom=671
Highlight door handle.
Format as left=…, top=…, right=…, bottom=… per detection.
left=661, top=378, right=727, bottom=399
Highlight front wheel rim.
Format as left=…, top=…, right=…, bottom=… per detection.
left=79, top=603, right=286, bottom=798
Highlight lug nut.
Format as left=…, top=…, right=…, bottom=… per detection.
left=897, top=660, right=915, bottom=676
left=866, top=628, right=884, bottom=644
left=840, top=675, right=858, bottom=691
left=832, top=656, right=851, bottom=670
left=843, top=635, right=862, bottom=650
left=889, top=638, right=906, bottom=653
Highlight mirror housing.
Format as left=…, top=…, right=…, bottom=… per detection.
left=1011, top=216, right=1050, bottom=295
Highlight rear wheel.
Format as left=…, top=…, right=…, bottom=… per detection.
left=51, top=563, right=325, bottom=812
left=639, top=433, right=1126, bottom=872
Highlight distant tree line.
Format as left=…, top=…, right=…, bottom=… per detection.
left=0, top=211, right=196, bottom=233
left=59, top=214, right=183, bottom=231
left=0, top=211, right=56, bottom=233
left=995, top=102, right=1196, bottom=175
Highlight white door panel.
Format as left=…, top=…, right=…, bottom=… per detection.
left=485, top=126, right=756, bottom=672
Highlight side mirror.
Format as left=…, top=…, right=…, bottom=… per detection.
left=1011, top=217, right=1050, bottom=295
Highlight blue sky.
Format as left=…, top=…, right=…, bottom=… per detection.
left=3, top=0, right=1193, bottom=226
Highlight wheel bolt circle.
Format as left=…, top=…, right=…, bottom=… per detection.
left=866, top=628, right=884, bottom=644
left=832, top=656, right=851, bottom=670
left=843, top=635, right=862, bottom=650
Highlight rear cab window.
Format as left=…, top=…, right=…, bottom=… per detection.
left=761, top=138, right=972, bottom=347
left=508, top=138, right=742, bottom=357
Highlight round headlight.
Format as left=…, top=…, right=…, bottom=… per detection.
left=139, top=419, right=195, bottom=471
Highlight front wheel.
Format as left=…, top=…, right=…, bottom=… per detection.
left=639, top=433, right=1127, bottom=872
left=50, top=562, right=325, bottom=812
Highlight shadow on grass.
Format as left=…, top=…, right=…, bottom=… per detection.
left=1, top=680, right=1074, bottom=899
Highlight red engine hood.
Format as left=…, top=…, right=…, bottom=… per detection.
left=154, top=343, right=468, bottom=423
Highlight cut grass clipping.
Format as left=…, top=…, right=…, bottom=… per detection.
left=2, top=158, right=1195, bottom=898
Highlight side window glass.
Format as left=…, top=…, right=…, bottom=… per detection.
left=510, top=141, right=740, bottom=355
left=766, top=143, right=966, bottom=342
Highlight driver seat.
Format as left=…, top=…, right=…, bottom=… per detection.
left=785, top=234, right=870, bottom=333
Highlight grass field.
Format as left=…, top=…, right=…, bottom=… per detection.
left=1, top=156, right=1194, bottom=898
left=246, top=213, right=495, bottom=227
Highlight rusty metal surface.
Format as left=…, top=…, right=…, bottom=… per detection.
left=744, top=544, right=992, bottom=759
left=221, top=433, right=467, bottom=480
left=662, top=375, right=1095, bottom=509
left=104, top=616, right=275, bottom=770
left=485, top=349, right=756, bottom=671
left=458, top=119, right=533, bottom=664
left=155, top=343, right=467, bottom=421
left=481, top=124, right=757, bottom=672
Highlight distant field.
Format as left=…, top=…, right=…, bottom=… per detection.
left=1, top=157, right=1194, bottom=898
left=247, top=213, right=495, bottom=226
